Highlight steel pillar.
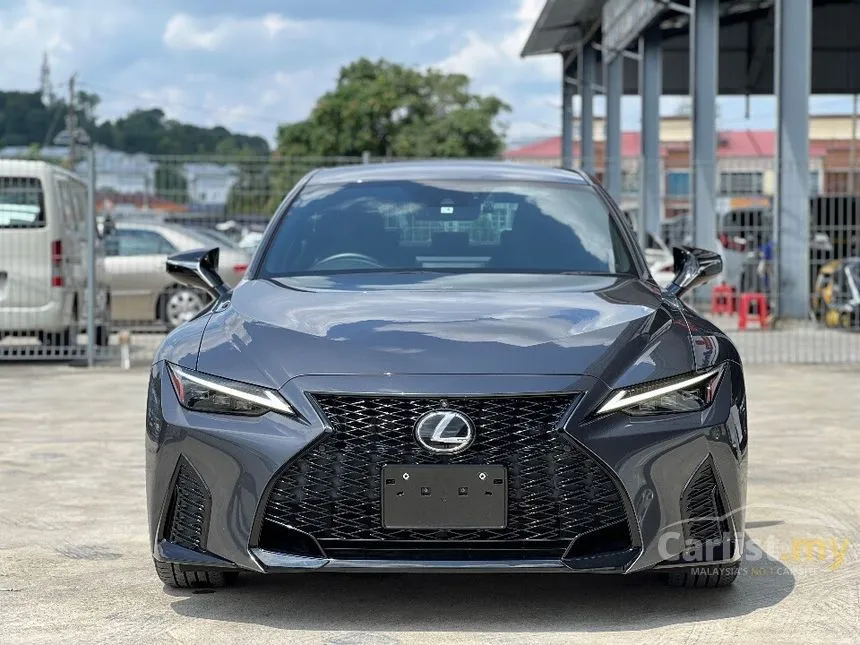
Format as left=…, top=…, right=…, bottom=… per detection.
left=580, top=44, right=596, bottom=174
left=605, top=53, right=623, bottom=202
left=690, top=0, right=719, bottom=301
left=86, top=146, right=96, bottom=367
left=639, top=26, right=663, bottom=250
left=562, top=57, right=574, bottom=170
left=774, top=0, right=812, bottom=319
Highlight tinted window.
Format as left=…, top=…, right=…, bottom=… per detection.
left=260, top=180, right=635, bottom=277
left=105, top=229, right=176, bottom=256
left=0, top=177, right=45, bottom=228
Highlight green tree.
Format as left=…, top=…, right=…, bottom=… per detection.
left=274, top=58, right=510, bottom=159
left=225, top=148, right=273, bottom=215
left=154, top=163, right=189, bottom=204
left=0, top=90, right=270, bottom=156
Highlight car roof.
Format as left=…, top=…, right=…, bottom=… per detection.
left=115, top=221, right=201, bottom=239
left=0, top=158, right=83, bottom=183
left=308, top=160, right=591, bottom=186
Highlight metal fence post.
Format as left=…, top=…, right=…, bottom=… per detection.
left=86, top=145, right=96, bottom=367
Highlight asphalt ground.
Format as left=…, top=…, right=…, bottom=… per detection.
left=1, top=363, right=859, bottom=644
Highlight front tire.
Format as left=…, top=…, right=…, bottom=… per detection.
left=95, top=324, right=111, bottom=347
left=153, top=559, right=236, bottom=589
left=38, top=327, right=73, bottom=355
left=160, top=287, right=208, bottom=331
left=663, top=562, right=739, bottom=588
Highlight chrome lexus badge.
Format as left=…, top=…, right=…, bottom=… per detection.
left=414, top=409, right=475, bottom=454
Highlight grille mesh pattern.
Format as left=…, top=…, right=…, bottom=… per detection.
left=167, top=460, right=210, bottom=552
left=262, top=394, right=630, bottom=545
left=683, top=461, right=727, bottom=546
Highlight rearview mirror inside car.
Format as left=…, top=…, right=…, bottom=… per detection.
left=166, top=247, right=230, bottom=300
left=665, top=246, right=723, bottom=298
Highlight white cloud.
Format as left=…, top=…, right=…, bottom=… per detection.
left=433, top=0, right=561, bottom=147
left=436, top=0, right=555, bottom=82
left=162, top=12, right=305, bottom=51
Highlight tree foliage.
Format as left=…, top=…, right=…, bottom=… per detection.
left=225, top=149, right=273, bottom=215
left=154, top=164, right=189, bottom=204
left=0, top=90, right=269, bottom=156
left=275, top=58, right=510, bottom=159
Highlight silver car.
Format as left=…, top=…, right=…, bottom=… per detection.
left=103, top=221, right=250, bottom=329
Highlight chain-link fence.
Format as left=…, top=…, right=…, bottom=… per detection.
left=1, top=150, right=858, bottom=365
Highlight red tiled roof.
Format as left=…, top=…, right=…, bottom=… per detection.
left=504, top=129, right=830, bottom=159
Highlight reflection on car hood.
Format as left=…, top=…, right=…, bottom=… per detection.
left=196, top=273, right=693, bottom=387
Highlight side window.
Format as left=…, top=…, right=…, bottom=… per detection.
left=55, top=178, right=75, bottom=231
left=646, top=232, right=663, bottom=251
left=70, top=183, right=87, bottom=232
left=114, top=229, right=177, bottom=256
left=834, top=267, right=848, bottom=303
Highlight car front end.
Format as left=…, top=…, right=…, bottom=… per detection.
left=146, top=280, right=747, bottom=581
left=145, top=162, right=748, bottom=588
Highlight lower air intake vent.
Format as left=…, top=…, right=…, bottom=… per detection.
left=165, top=459, right=210, bottom=552
left=682, top=458, right=730, bottom=551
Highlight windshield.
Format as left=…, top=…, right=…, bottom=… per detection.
left=259, top=179, right=636, bottom=277
left=187, top=226, right=244, bottom=250
left=0, top=177, right=44, bottom=228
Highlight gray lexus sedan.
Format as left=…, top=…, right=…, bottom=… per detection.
left=146, top=161, right=747, bottom=590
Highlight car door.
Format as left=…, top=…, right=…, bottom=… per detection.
left=103, top=228, right=176, bottom=323
left=825, top=265, right=846, bottom=327
left=57, top=177, right=87, bottom=314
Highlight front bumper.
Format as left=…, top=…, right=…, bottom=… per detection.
left=146, top=364, right=748, bottom=575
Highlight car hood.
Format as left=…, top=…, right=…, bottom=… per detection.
left=195, top=273, right=694, bottom=388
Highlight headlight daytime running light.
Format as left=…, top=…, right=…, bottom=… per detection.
left=596, top=366, right=724, bottom=416
left=166, top=363, right=295, bottom=417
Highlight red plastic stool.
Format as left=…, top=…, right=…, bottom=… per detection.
left=711, top=283, right=736, bottom=315
left=738, top=293, right=768, bottom=330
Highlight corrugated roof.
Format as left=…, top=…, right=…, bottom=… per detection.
left=504, top=129, right=832, bottom=159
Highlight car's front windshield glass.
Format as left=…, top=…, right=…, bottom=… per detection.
left=188, top=227, right=243, bottom=250
left=259, top=179, right=636, bottom=277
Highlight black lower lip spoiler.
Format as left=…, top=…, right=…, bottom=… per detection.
left=249, top=547, right=640, bottom=574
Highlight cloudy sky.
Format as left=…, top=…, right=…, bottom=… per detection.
left=0, top=0, right=854, bottom=149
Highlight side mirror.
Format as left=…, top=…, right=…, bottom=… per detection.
left=166, top=247, right=230, bottom=300
left=665, top=245, right=723, bottom=298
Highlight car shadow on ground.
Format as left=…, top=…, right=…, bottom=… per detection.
left=168, top=537, right=794, bottom=633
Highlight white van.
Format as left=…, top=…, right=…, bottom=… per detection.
left=0, top=159, right=110, bottom=348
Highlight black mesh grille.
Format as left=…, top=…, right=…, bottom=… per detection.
left=682, top=460, right=727, bottom=546
left=166, top=460, right=210, bottom=552
left=260, top=393, right=631, bottom=555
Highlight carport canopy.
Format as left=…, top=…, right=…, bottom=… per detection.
left=521, top=0, right=860, bottom=95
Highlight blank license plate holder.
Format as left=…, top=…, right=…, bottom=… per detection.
left=382, top=464, right=507, bottom=529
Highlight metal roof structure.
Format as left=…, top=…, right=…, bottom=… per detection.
left=521, top=0, right=860, bottom=95
left=520, top=0, right=835, bottom=320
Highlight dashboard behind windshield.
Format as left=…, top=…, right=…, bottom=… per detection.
left=259, top=179, right=637, bottom=277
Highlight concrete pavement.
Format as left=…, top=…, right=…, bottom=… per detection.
left=1, top=364, right=858, bottom=644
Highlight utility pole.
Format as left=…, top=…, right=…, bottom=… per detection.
left=66, top=74, right=77, bottom=167
left=850, top=94, right=858, bottom=195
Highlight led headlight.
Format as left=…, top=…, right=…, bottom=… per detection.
left=595, top=366, right=723, bottom=416
left=166, top=363, right=295, bottom=416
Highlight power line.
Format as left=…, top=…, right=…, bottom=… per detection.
left=66, top=74, right=77, bottom=165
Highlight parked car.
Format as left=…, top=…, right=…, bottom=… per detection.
left=187, top=226, right=250, bottom=253
left=623, top=211, right=726, bottom=289
left=811, top=258, right=860, bottom=328
left=103, top=221, right=249, bottom=329
left=148, top=161, right=746, bottom=590
left=0, top=159, right=110, bottom=348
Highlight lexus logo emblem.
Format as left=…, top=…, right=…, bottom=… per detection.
left=414, top=409, right=475, bottom=454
